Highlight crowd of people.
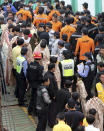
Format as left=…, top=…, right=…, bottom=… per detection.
left=0, top=0, right=104, bottom=131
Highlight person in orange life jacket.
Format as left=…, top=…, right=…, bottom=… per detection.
left=16, top=47, right=28, bottom=106
left=78, top=52, right=95, bottom=100
left=59, top=50, right=76, bottom=91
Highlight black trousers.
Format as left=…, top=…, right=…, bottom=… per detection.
left=16, top=73, right=27, bottom=105
left=36, top=109, right=48, bottom=131
left=28, top=83, right=39, bottom=114
left=12, top=68, right=19, bottom=98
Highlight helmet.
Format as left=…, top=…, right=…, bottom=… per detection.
left=33, top=52, right=42, bottom=59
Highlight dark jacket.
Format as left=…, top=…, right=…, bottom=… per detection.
left=55, top=88, right=71, bottom=112
left=36, top=85, right=51, bottom=111
left=65, top=110, right=84, bottom=131
left=37, top=31, right=49, bottom=45
left=26, top=61, right=43, bottom=86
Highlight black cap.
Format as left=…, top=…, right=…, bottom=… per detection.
left=83, top=52, right=92, bottom=59
left=46, top=22, right=52, bottom=28
left=58, top=40, right=64, bottom=47
left=38, top=23, right=45, bottom=28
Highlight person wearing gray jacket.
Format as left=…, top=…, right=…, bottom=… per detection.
left=36, top=76, right=51, bottom=131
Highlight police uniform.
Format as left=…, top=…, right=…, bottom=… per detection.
left=27, top=61, right=43, bottom=114
left=59, top=59, right=75, bottom=90
left=16, top=55, right=27, bottom=105
left=78, top=60, right=95, bottom=99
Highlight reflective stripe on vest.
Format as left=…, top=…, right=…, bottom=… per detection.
left=96, top=82, right=104, bottom=103
left=16, top=56, right=25, bottom=74
left=61, top=59, right=74, bottom=77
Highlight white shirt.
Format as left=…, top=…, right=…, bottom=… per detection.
left=85, top=125, right=100, bottom=131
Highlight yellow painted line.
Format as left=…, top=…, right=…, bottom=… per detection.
left=21, top=107, right=37, bottom=128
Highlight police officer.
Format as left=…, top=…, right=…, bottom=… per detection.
left=78, top=52, right=95, bottom=100
left=27, top=51, right=43, bottom=115
left=59, top=50, right=75, bottom=91
left=16, top=47, right=28, bottom=106
left=36, top=75, right=51, bottom=131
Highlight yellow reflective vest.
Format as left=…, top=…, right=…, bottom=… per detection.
left=96, top=82, right=104, bottom=103
left=61, top=59, right=74, bottom=77
left=16, top=56, right=26, bottom=74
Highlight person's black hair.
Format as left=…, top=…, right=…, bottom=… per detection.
left=38, top=7, right=44, bottom=14
left=68, top=98, right=75, bottom=109
left=65, top=17, right=72, bottom=25
left=86, top=115, right=95, bottom=125
left=82, top=27, right=88, bottom=35
left=84, top=10, right=90, bottom=15
left=66, top=5, right=72, bottom=11
left=99, top=71, right=104, bottom=77
left=98, top=25, right=104, bottom=32
left=13, top=25, right=20, bottom=32
left=97, top=62, right=104, bottom=67
left=40, top=39, right=47, bottom=48
left=63, top=50, right=70, bottom=59
left=56, top=112, right=65, bottom=120
left=80, top=16, right=86, bottom=22
left=72, top=92, right=80, bottom=101
left=64, top=80, right=72, bottom=88
left=58, top=40, right=64, bottom=47
left=48, top=4, right=53, bottom=10
left=19, top=4, right=24, bottom=9
left=54, top=32, right=60, bottom=39
left=77, top=126, right=85, bottom=131
left=8, top=24, right=14, bottom=30
left=60, top=1, right=65, bottom=6
left=86, top=17, right=91, bottom=24
left=17, top=38, right=24, bottom=45
left=48, top=63, right=55, bottom=71
left=75, top=11, right=80, bottom=16
left=23, top=29, right=30, bottom=35
left=50, top=56, right=57, bottom=63
left=83, top=2, right=88, bottom=9
left=52, top=13, right=57, bottom=18
left=62, top=34, right=67, bottom=41
left=7, top=17, right=13, bottom=21
left=21, top=47, right=28, bottom=55
left=46, top=22, right=52, bottom=28
left=89, top=108, right=97, bottom=116
left=42, top=75, right=49, bottom=83
left=38, top=23, right=45, bottom=29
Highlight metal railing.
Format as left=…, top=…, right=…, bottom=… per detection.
left=0, top=45, right=16, bottom=131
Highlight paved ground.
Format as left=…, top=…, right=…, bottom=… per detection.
left=2, top=86, right=52, bottom=131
